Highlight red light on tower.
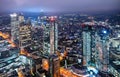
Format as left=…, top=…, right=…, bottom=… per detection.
left=49, top=16, right=57, bottom=22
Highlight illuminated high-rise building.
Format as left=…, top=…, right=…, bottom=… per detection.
left=49, top=16, right=58, bottom=54
left=43, top=23, right=50, bottom=54
left=82, top=25, right=95, bottom=67
left=10, top=13, right=19, bottom=44
left=82, top=31, right=91, bottom=66
left=82, top=25, right=110, bottom=71
left=43, top=16, right=58, bottom=55
left=95, top=27, right=110, bottom=72
left=10, top=13, right=24, bottom=45
left=19, top=23, right=32, bottom=50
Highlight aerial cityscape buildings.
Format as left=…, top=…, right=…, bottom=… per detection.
left=0, top=0, right=120, bottom=77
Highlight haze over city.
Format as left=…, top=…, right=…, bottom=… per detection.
left=0, top=0, right=120, bottom=13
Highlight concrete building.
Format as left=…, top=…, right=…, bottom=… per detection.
left=83, top=31, right=91, bottom=66
left=50, top=19, right=58, bottom=54
left=10, top=13, right=24, bottom=45
left=43, top=23, right=50, bottom=54
left=95, top=27, right=110, bottom=72
left=19, top=24, right=32, bottom=49
left=42, top=16, right=58, bottom=55
left=82, top=26, right=92, bottom=66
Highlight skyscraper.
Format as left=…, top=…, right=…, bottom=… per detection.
left=19, top=25, right=31, bottom=49
left=10, top=13, right=24, bottom=45
left=50, top=16, right=58, bottom=54
left=43, top=23, right=50, bottom=54
left=43, top=16, right=58, bottom=55
left=95, top=27, right=110, bottom=72
left=83, top=31, right=91, bottom=66
left=82, top=25, right=93, bottom=66
left=10, top=13, right=19, bottom=44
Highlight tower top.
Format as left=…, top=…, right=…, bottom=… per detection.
left=10, top=13, right=17, bottom=17
left=49, top=16, right=57, bottom=22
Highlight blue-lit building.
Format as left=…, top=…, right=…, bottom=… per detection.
left=95, top=26, right=110, bottom=72
left=82, top=25, right=92, bottom=66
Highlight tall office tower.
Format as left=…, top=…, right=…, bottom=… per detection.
left=42, top=16, right=58, bottom=55
left=10, top=13, right=19, bottom=44
left=95, top=27, right=110, bottom=72
left=19, top=23, right=32, bottom=50
left=10, top=13, right=24, bottom=45
left=95, top=33, right=102, bottom=70
left=82, top=25, right=93, bottom=66
left=50, top=16, right=58, bottom=54
left=43, top=23, right=50, bottom=54
left=101, top=37, right=109, bottom=72
left=83, top=31, right=91, bottom=66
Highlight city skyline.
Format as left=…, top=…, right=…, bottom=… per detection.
left=0, top=1, right=120, bottom=77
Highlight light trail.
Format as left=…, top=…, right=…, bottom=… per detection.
left=0, top=31, right=16, bottom=47
left=60, top=67, right=81, bottom=77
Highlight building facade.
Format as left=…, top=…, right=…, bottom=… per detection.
left=19, top=24, right=32, bottom=50
left=82, top=31, right=91, bottom=66
left=10, top=13, right=24, bottom=45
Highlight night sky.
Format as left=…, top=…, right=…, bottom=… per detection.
left=0, top=0, right=120, bottom=13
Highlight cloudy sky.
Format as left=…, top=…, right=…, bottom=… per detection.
left=0, top=0, right=120, bottom=13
